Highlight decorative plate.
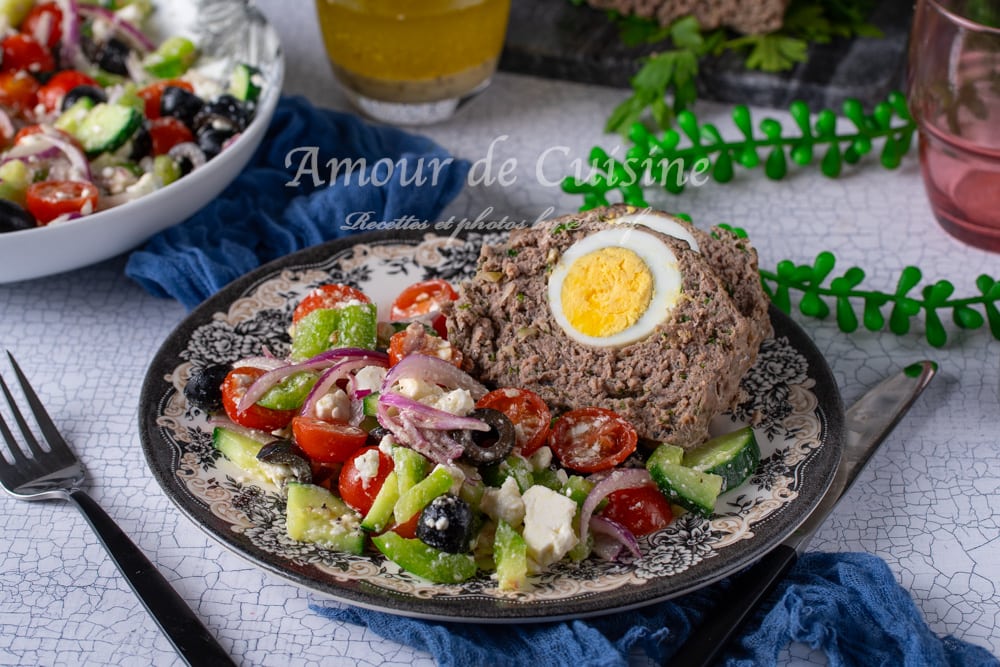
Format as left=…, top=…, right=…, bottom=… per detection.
left=139, top=230, right=844, bottom=622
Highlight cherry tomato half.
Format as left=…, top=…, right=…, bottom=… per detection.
left=24, top=180, right=99, bottom=225
left=220, top=367, right=296, bottom=432
left=476, top=388, right=551, bottom=456
left=1, top=34, right=55, bottom=74
left=0, top=71, right=39, bottom=114
left=548, top=407, right=638, bottom=473
left=21, top=3, right=64, bottom=49
left=137, top=79, right=194, bottom=119
left=37, top=70, right=98, bottom=111
left=600, top=485, right=674, bottom=537
left=390, top=278, right=458, bottom=337
left=291, top=416, right=368, bottom=464
left=149, top=116, right=194, bottom=155
left=292, top=283, right=371, bottom=324
left=387, top=326, right=462, bottom=368
left=338, top=446, right=394, bottom=515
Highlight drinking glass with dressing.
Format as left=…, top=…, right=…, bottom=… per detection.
left=315, top=0, right=512, bottom=126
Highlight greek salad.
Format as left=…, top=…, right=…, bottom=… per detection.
left=0, top=0, right=263, bottom=232
left=184, top=279, right=761, bottom=588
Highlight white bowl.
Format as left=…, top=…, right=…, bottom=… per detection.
left=0, top=0, right=284, bottom=283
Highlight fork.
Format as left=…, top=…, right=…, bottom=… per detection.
left=0, top=351, right=235, bottom=667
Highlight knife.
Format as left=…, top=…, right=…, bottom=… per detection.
left=667, top=360, right=938, bottom=667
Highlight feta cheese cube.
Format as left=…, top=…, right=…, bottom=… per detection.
left=480, top=476, right=525, bottom=527
left=521, top=485, right=579, bottom=570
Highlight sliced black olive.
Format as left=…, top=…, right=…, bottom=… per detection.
left=61, top=84, right=107, bottom=111
left=456, top=408, right=515, bottom=466
left=182, top=363, right=231, bottom=412
left=193, top=94, right=249, bottom=132
left=0, top=200, right=37, bottom=233
left=160, top=86, right=204, bottom=129
left=196, top=125, right=236, bottom=159
left=256, top=439, right=312, bottom=485
left=416, top=494, right=473, bottom=553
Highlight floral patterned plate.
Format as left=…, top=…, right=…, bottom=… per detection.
left=139, top=230, right=844, bottom=622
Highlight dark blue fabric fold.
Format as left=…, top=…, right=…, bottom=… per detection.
left=125, top=96, right=470, bottom=309
left=311, top=552, right=999, bottom=667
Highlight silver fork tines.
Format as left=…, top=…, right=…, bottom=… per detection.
left=0, top=352, right=84, bottom=500
left=0, top=351, right=235, bottom=665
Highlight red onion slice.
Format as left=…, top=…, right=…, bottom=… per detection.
left=56, top=0, right=87, bottom=69
left=237, top=350, right=388, bottom=413
left=381, top=353, right=486, bottom=400
left=379, top=392, right=489, bottom=431
left=299, top=358, right=386, bottom=418
left=1, top=131, right=92, bottom=181
left=578, top=468, right=654, bottom=546
left=77, top=4, right=156, bottom=52
left=589, top=515, right=641, bottom=560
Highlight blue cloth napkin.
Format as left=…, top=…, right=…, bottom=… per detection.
left=312, top=552, right=999, bottom=667
left=125, top=96, right=470, bottom=309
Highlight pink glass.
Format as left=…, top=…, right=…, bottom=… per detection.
left=907, top=0, right=1000, bottom=252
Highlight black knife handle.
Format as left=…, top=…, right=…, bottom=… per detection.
left=667, top=544, right=799, bottom=667
left=69, top=490, right=236, bottom=667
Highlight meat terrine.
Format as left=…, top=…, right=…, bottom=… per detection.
left=446, top=206, right=772, bottom=449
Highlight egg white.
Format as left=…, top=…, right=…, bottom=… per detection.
left=547, top=227, right=683, bottom=348
left=611, top=211, right=701, bottom=253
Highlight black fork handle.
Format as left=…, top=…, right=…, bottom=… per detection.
left=68, top=489, right=236, bottom=667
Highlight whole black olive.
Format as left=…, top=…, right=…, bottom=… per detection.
left=0, top=200, right=37, bottom=233
left=128, top=123, right=152, bottom=161
left=196, top=124, right=237, bottom=159
left=160, top=86, right=204, bottom=129
left=193, top=94, right=249, bottom=132
left=456, top=408, right=516, bottom=466
left=61, top=84, right=107, bottom=111
left=182, top=364, right=231, bottom=412
left=93, top=37, right=132, bottom=77
left=366, top=425, right=392, bottom=447
left=416, top=494, right=473, bottom=553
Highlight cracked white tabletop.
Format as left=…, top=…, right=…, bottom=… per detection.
left=1, top=2, right=998, bottom=665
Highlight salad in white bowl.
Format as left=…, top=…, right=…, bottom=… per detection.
left=0, top=0, right=283, bottom=282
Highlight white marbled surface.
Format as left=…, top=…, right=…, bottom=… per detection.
left=1, top=1, right=999, bottom=665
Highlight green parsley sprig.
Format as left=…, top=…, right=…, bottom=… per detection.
left=715, top=226, right=1000, bottom=347
left=563, top=92, right=916, bottom=209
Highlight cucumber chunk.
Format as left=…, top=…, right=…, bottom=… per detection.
left=212, top=427, right=266, bottom=478
left=74, top=103, right=142, bottom=157
left=683, top=426, right=760, bottom=492
left=229, top=63, right=263, bottom=102
left=647, top=444, right=724, bottom=518
left=285, top=482, right=365, bottom=554
left=372, top=531, right=476, bottom=583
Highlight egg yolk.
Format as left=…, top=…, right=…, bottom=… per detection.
left=560, top=247, right=653, bottom=338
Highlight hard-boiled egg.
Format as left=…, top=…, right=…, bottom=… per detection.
left=547, top=227, right=682, bottom=348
